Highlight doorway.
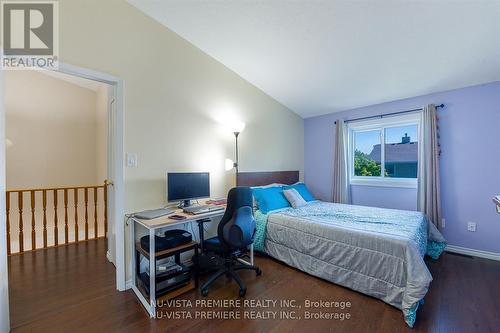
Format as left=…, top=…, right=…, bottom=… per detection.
left=6, top=70, right=110, bottom=254
left=49, top=63, right=125, bottom=291
left=0, top=63, right=125, bottom=331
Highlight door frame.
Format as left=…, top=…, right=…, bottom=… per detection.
left=0, top=63, right=10, bottom=333
left=54, top=62, right=126, bottom=291
left=0, top=63, right=126, bottom=294
left=106, top=85, right=117, bottom=266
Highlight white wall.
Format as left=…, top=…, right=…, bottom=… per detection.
left=96, top=85, right=109, bottom=185
left=5, top=70, right=107, bottom=189
left=57, top=0, right=304, bottom=209
left=54, top=0, right=304, bottom=280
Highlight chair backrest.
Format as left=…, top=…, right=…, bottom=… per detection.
left=218, top=187, right=255, bottom=250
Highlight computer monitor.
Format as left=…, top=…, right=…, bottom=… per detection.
left=167, top=172, right=210, bottom=207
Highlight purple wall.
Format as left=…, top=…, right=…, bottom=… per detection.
left=304, top=81, right=500, bottom=253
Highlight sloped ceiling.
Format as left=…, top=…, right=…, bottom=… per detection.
left=129, top=0, right=500, bottom=117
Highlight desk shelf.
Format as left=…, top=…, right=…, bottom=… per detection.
left=137, top=273, right=195, bottom=302
left=134, top=240, right=199, bottom=309
left=135, top=240, right=198, bottom=259
left=129, top=207, right=229, bottom=318
left=156, top=281, right=196, bottom=304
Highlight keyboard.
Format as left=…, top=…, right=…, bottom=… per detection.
left=134, top=208, right=175, bottom=220
left=183, top=205, right=224, bottom=215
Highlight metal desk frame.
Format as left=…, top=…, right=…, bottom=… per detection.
left=129, top=208, right=254, bottom=318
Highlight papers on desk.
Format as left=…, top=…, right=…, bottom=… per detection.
left=206, top=198, right=227, bottom=205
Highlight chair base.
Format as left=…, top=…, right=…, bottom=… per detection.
left=200, top=257, right=261, bottom=297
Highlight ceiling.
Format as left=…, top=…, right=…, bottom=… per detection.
left=128, top=0, right=500, bottom=118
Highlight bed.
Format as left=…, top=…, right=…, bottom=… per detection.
left=239, top=171, right=446, bottom=327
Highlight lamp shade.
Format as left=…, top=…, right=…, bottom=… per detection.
left=231, top=121, right=246, bottom=134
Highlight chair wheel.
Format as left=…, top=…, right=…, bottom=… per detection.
left=256, top=268, right=262, bottom=276
left=201, top=287, right=209, bottom=297
left=239, top=288, right=246, bottom=297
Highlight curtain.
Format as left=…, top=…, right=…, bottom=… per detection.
left=332, top=120, right=350, bottom=203
left=417, top=104, right=442, bottom=227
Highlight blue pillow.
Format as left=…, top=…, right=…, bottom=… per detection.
left=283, top=183, right=315, bottom=202
left=251, top=186, right=290, bottom=214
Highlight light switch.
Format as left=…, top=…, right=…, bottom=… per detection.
left=126, top=153, right=138, bottom=167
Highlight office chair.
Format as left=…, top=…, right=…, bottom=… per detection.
left=200, top=187, right=262, bottom=297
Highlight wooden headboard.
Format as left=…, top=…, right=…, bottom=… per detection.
left=237, top=171, right=299, bottom=187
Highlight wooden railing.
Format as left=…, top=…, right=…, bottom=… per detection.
left=6, top=182, right=107, bottom=255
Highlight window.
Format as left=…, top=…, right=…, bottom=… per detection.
left=348, top=114, right=420, bottom=188
left=353, top=130, right=382, bottom=177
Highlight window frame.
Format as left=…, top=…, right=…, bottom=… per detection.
left=347, top=113, right=420, bottom=188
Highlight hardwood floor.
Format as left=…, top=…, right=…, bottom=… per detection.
left=8, top=239, right=500, bottom=333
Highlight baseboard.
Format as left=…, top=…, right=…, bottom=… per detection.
left=445, top=245, right=500, bottom=261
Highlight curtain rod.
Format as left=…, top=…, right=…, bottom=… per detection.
left=334, top=104, right=444, bottom=124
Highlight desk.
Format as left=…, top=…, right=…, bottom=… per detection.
left=129, top=205, right=254, bottom=318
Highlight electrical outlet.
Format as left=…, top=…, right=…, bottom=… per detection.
left=441, top=218, right=446, bottom=228
left=126, top=153, right=138, bottom=167
left=467, top=222, right=477, bottom=232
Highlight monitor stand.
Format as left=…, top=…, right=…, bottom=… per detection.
left=180, top=199, right=192, bottom=208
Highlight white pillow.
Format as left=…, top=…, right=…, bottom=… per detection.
left=283, top=188, right=307, bottom=208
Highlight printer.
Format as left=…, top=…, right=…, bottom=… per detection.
left=140, top=229, right=192, bottom=252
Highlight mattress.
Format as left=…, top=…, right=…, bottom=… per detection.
left=255, top=201, right=446, bottom=327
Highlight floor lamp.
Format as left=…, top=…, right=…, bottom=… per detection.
left=225, top=122, right=246, bottom=186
